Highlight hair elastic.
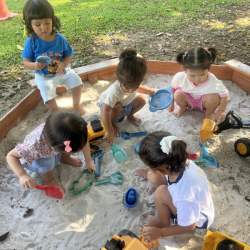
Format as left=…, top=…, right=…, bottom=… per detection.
left=160, top=136, right=177, bottom=154
left=204, top=48, right=212, bottom=57
left=64, top=141, right=72, bottom=153
left=182, top=51, right=188, bottom=60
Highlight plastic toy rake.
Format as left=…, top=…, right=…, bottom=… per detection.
left=94, top=171, right=123, bottom=186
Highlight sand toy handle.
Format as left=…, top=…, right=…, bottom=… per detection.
left=94, top=158, right=101, bottom=177
left=130, top=131, right=147, bottom=137
left=193, top=159, right=207, bottom=164
left=35, top=184, right=45, bottom=190
left=199, top=142, right=209, bottom=156
left=94, top=178, right=111, bottom=186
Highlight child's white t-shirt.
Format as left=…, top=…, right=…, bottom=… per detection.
left=97, top=80, right=137, bottom=108
left=171, top=72, right=229, bottom=99
left=166, top=161, right=214, bottom=228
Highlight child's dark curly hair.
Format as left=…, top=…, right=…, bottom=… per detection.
left=138, top=131, right=189, bottom=174
left=23, top=0, right=61, bottom=37
left=43, top=111, right=88, bottom=153
left=176, top=47, right=218, bottom=71
left=116, top=48, right=147, bottom=88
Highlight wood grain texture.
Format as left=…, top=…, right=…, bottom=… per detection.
left=0, top=88, right=42, bottom=141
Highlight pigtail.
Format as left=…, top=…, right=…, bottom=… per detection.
left=176, top=52, right=186, bottom=65
left=168, top=140, right=188, bottom=173
left=206, top=48, right=218, bottom=64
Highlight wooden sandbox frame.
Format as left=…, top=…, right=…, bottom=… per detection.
left=0, top=59, right=250, bottom=142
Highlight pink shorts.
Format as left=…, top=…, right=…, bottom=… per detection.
left=176, top=88, right=206, bottom=111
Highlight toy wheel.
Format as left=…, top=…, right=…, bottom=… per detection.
left=234, top=138, right=250, bottom=157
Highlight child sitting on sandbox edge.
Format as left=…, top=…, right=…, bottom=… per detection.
left=6, top=111, right=96, bottom=193
left=135, top=131, right=214, bottom=242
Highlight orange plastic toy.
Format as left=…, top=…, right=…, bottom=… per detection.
left=139, top=227, right=159, bottom=249
left=0, top=0, right=18, bottom=21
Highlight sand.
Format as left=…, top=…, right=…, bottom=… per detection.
left=0, top=74, right=250, bottom=250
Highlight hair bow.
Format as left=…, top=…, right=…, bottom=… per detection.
left=160, top=136, right=177, bottom=154
left=64, top=141, right=72, bottom=153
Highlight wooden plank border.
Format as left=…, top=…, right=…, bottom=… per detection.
left=1, top=59, right=250, bottom=142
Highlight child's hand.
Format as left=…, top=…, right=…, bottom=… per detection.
left=143, top=227, right=162, bottom=242
left=86, top=160, right=97, bottom=173
left=55, top=60, right=65, bottom=76
left=19, top=173, right=36, bottom=189
left=147, top=88, right=157, bottom=96
left=167, top=102, right=174, bottom=112
left=104, top=131, right=114, bottom=145
left=215, top=110, right=226, bottom=121
left=35, top=62, right=47, bottom=70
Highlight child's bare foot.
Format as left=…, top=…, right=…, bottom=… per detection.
left=147, top=215, right=161, bottom=227
left=60, top=155, right=82, bottom=167
left=172, top=106, right=187, bottom=118
left=147, top=182, right=157, bottom=195
left=43, top=179, right=65, bottom=194
left=135, top=169, right=149, bottom=181
left=126, top=115, right=142, bottom=126
left=74, top=105, right=84, bottom=116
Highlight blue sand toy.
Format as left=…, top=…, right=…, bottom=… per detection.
left=91, top=149, right=105, bottom=177
left=121, top=131, right=147, bottom=140
left=124, top=188, right=138, bottom=208
left=134, top=142, right=141, bottom=153
left=110, top=144, right=127, bottom=163
left=94, top=171, right=123, bottom=186
left=199, top=142, right=217, bottom=167
left=37, top=56, right=51, bottom=64
left=148, top=86, right=173, bottom=112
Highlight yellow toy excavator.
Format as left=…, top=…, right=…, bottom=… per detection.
left=101, top=230, right=148, bottom=250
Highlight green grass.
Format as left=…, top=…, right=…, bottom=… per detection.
left=0, top=0, right=246, bottom=70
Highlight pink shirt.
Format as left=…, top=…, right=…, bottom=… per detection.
left=16, top=123, right=59, bottom=165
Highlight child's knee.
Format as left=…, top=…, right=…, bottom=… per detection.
left=113, top=103, right=123, bottom=113
left=205, top=94, right=220, bottom=107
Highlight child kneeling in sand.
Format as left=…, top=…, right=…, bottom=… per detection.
left=167, top=47, right=229, bottom=121
left=135, top=132, right=214, bottom=242
left=97, top=48, right=156, bottom=145
left=6, top=111, right=96, bottom=193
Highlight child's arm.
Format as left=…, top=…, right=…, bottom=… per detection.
left=23, top=58, right=46, bottom=71
left=82, top=141, right=97, bottom=173
left=215, top=96, right=229, bottom=120
left=101, top=104, right=115, bottom=145
left=55, top=56, right=73, bottom=76
left=137, top=86, right=157, bottom=96
left=167, top=87, right=176, bottom=112
left=143, top=223, right=196, bottom=241
left=6, top=148, right=36, bottom=189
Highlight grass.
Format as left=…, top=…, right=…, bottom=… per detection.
left=0, top=0, right=249, bottom=118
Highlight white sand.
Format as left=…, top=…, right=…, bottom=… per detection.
left=0, top=74, right=250, bottom=249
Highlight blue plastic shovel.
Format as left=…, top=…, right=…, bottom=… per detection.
left=199, top=142, right=217, bottom=167
left=91, top=149, right=105, bottom=177
left=121, top=131, right=147, bottom=140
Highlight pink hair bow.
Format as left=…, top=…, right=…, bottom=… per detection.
left=64, top=141, right=72, bottom=153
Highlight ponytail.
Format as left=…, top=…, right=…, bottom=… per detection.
left=206, top=47, right=217, bottom=64
left=138, top=131, right=188, bottom=174
left=116, top=48, right=147, bottom=87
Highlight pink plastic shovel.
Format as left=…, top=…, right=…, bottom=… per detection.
left=35, top=184, right=63, bottom=199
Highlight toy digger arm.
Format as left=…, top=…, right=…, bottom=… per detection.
left=214, top=111, right=243, bottom=135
